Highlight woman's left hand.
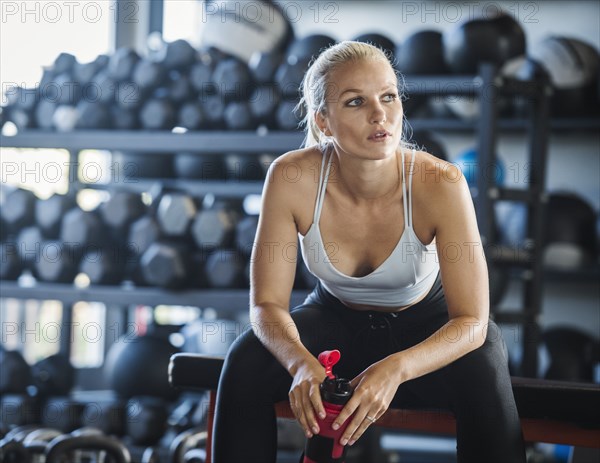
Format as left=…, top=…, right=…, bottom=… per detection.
left=333, top=357, right=402, bottom=446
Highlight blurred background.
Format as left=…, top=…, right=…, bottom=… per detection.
left=0, top=1, right=599, bottom=462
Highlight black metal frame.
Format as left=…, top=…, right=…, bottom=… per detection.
left=2, top=67, right=598, bottom=381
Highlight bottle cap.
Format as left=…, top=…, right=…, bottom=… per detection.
left=318, top=350, right=341, bottom=380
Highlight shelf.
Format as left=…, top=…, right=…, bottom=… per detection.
left=0, top=131, right=306, bottom=153
left=0, top=281, right=311, bottom=314
left=543, top=264, right=600, bottom=283
left=1, top=117, right=598, bottom=153
left=84, top=179, right=265, bottom=196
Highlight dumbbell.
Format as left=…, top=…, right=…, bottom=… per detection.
left=0, top=436, right=31, bottom=463
left=132, top=58, right=167, bottom=92
left=81, top=400, right=127, bottom=437
left=125, top=396, right=169, bottom=447
left=142, top=446, right=161, bottom=463
left=140, top=97, right=177, bottom=130
left=249, top=85, right=281, bottom=128
left=204, top=248, right=247, bottom=288
left=223, top=101, right=257, bottom=130
left=223, top=153, right=265, bottom=181
left=177, top=102, right=209, bottom=131
left=169, top=427, right=207, bottom=463
left=249, top=50, right=285, bottom=84
left=152, top=38, right=198, bottom=72
left=1, top=188, right=37, bottom=235
left=79, top=246, right=129, bottom=285
left=191, top=202, right=243, bottom=249
left=0, top=242, right=22, bottom=280
left=111, top=105, right=140, bottom=130
left=60, top=207, right=110, bottom=255
left=45, top=432, right=131, bottom=463
left=235, top=215, right=259, bottom=256
left=128, top=216, right=162, bottom=258
left=108, top=47, right=140, bottom=82
left=100, top=190, right=147, bottom=237
left=167, top=72, right=196, bottom=106
left=33, top=240, right=80, bottom=283
left=73, top=54, right=109, bottom=86
left=139, top=242, right=208, bottom=289
left=15, top=226, right=43, bottom=271
left=35, top=193, right=77, bottom=239
left=189, top=60, right=216, bottom=96
left=212, top=57, right=254, bottom=101
left=21, top=427, right=63, bottom=460
left=276, top=99, right=304, bottom=130
left=198, top=93, right=226, bottom=129
left=155, top=192, right=199, bottom=238
left=3, top=86, right=38, bottom=131
left=40, top=397, right=85, bottom=433
left=0, top=395, right=42, bottom=429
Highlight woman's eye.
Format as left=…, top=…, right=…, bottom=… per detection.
left=383, top=93, right=398, bottom=102
left=346, top=98, right=362, bottom=106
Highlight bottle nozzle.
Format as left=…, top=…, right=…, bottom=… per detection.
left=318, top=350, right=341, bottom=380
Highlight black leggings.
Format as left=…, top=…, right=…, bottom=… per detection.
left=213, top=274, right=526, bottom=463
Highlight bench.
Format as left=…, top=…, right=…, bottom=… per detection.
left=168, top=353, right=600, bottom=463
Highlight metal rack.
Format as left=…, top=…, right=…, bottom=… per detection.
left=2, top=65, right=598, bottom=376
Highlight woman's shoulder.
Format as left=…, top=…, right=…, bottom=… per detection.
left=265, top=145, right=324, bottom=190
left=411, top=149, right=464, bottom=191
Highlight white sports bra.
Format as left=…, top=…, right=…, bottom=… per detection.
left=298, top=145, right=440, bottom=307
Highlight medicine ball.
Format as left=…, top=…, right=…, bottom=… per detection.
left=287, top=34, right=337, bottom=61
left=543, top=327, right=599, bottom=382
left=444, top=12, right=526, bottom=74
left=496, top=201, right=528, bottom=247
left=543, top=192, right=597, bottom=270
left=104, top=334, right=181, bottom=400
left=410, top=130, right=447, bottom=161
left=530, top=36, right=600, bottom=116
left=503, top=57, right=552, bottom=117
left=353, top=33, right=396, bottom=61
left=31, top=353, right=75, bottom=397
left=453, top=148, right=505, bottom=192
left=181, top=318, right=239, bottom=356
left=397, top=30, right=449, bottom=75
left=0, top=349, right=31, bottom=394
left=200, top=0, right=294, bottom=65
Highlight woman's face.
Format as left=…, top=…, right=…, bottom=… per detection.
left=317, top=58, right=403, bottom=160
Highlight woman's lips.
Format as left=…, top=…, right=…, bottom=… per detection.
left=368, top=132, right=391, bottom=142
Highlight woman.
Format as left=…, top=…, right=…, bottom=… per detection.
left=213, top=41, right=526, bottom=462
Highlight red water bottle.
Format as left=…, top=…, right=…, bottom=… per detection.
left=302, top=350, right=353, bottom=463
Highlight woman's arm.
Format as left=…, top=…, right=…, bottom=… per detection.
left=390, top=162, right=490, bottom=382
left=249, top=154, right=327, bottom=437
left=334, top=163, right=490, bottom=446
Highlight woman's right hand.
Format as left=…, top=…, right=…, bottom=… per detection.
left=289, top=358, right=327, bottom=438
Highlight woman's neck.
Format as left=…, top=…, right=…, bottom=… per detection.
left=327, top=145, right=403, bottom=206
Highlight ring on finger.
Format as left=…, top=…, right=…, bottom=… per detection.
left=365, top=415, right=377, bottom=423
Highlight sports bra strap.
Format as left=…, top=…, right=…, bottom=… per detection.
left=408, top=148, right=416, bottom=228
left=314, top=145, right=333, bottom=224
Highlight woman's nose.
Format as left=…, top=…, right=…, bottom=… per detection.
left=370, top=103, right=386, bottom=124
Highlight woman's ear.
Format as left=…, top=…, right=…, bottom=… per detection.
left=315, top=111, right=329, bottom=135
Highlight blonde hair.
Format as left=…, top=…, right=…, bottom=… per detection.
left=296, top=40, right=412, bottom=149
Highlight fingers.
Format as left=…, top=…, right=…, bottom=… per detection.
left=289, top=381, right=324, bottom=438
left=333, top=396, right=385, bottom=446
left=342, top=410, right=381, bottom=446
